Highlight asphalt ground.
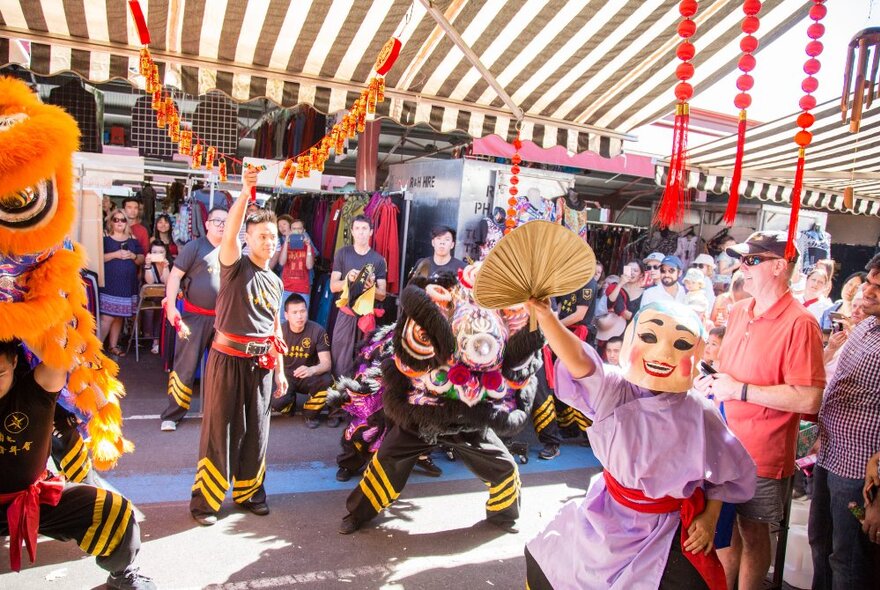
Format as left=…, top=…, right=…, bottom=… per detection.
left=1, top=347, right=600, bottom=590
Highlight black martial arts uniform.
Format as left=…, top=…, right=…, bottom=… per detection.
left=270, top=320, right=332, bottom=417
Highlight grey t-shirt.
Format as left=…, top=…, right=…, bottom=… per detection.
left=215, top=256, right=283, bottom=337
left=173, top=237, right=221, bottom=310
left=332, top=246, right=387, bottom=284
left=412, top=256, right=467, bottom=280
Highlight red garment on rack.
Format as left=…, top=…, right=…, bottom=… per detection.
left=323, top=197, right=346, bottom=261
left=371, top=198, right=400, bottom=295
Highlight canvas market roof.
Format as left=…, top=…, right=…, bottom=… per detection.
left=655, top=95, right=880, bottom=216
left=1, top=0, right=812, bottom=158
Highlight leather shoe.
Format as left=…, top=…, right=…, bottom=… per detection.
left=241, top=500, right=270, bottom=516
left=338, top=514, right=360, bottom=534
left=414, top=456, right=442, bottom=477
left=490, top=519, right=519, bottom=534
left=191, top=512, right=217, bottom=526
left=305, top=417, right=320, bottom=429
left=326, top=416, right=342, bottom=428
left=336, top=467, right=353, bottom=482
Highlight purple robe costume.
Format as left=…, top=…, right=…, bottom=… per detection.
left=526, top=346, right=756, bottom=589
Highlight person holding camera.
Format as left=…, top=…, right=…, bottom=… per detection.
left=271, top=216, right=315, bottom=313
left=100, top=213, right=144, bottom=357
left=809, top=254, right=880, bottom=589
left=143, top=241, right=172, bottom=354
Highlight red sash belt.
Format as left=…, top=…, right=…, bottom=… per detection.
left=603, top=470, right=726, bottom=590
left=542, top=325, right=588, bottom=390
left=212, top=331, right=288, bottom=370
left=183, top=298, right=216, bottom=316
left=0, top=473, right=64, bottom=571
left=338, top=305, right=385, bottom=336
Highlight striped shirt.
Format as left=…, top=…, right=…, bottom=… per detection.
left=817, top=316, right=880, bottom=479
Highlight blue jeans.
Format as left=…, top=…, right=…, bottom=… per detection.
left=809, top=464, right=880, bottom=590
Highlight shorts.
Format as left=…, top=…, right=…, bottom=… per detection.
left=735, top=476, right=791, bottom=523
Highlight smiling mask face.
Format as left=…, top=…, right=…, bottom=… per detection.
left=619, top=302, right=705, bottom=393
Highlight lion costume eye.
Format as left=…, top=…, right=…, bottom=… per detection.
left=401, top=318, right=434, bottom=360
left=0, top=179, right=55, bottom=227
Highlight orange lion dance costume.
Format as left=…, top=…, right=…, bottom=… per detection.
left=0, top=76, right=131, bottom=469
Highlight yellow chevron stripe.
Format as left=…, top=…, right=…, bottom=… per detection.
left=197, top=458, right=229, bottom=489
left=195, top=470, right=227, bottom=501
left=79, top=488, right=106, bottom=552
left=68, top=457, right=92, bottom=483
left=169, top=371, right=193, bottom=394
left=192, top=481, right=223, bottom=512
left=170, top=380, right=193, bottom=402
left=233, top=462, right=266, bottom=490
left=531, top=402, right=552, bottom=424
left=534, top=412, right=555, bottom=434
left=371, top=458, right=399, bottom=500
left=487, top=491, right=519, bottom=512
left=489, top=472, right=517, bottom=495
left=364, top=469, right=390, bottom=507
left=488, top=483, right=518, bottom=507
left=100, top=501, right=133, bottom=557
left=91, top=492, right=123, bottom=556
left=359, top=478, right=383, bottom=512
left=232, top=487, right=260, bottom=503
left=169, top=387, right=191, bottom=410
left=60, top=436, right=84, bottom=469
left=64, top=450, right=89, bottom=482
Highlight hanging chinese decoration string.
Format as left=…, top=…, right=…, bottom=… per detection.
left=784, top=0, right=827, bottom=261
left=723, top=0, right=762, bottom=225
left=127, top=0, right=400, bottom=191
left=504, top=133, right=523, bottom=235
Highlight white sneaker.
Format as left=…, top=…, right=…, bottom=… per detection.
left=150, top=343, right=160, bottom=354
left=160, top=420, right=177, bottom=432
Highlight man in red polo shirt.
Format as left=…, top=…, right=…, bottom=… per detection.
left=695, top=230, right=825, bottom=590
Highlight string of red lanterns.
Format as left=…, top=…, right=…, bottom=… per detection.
left=504, top=134, right=523, bottom=235
left=784, top=0, right=827, bottom=261
left=657, top=0, right=699, bottom=227
left=724, top=0, right=762, bottom=225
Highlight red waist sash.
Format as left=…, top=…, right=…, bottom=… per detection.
left=603, top=470, right=726, bottom=590
left=0, top=473, right=64, bottom=571
left=183, top=298, right=216, bottom=316
left=212, top=331, right=288, bottom=370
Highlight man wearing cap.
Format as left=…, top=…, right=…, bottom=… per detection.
left=694, top=230, right=825, bottom=590
left=643, top=252, right=665, bottom=287
left=692, top=253, right=718, bottom=309
left=640, top=255, right=687, bottom=308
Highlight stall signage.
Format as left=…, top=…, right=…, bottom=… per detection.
left=408, top=175, right=436, bottom=188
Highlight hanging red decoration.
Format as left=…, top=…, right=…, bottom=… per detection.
left=785, top=0, right=827, bottom=261
left=657, top=0, right=700, bottom=227
left=128, top=1, right=151, bottom=46
left=505, top=134, right=523, bottom=234
left=724, top=0, right=762, bottom=224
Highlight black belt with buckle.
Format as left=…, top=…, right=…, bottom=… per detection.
left=215, top=334, right=270, bottom=357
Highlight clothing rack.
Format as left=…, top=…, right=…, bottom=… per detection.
left=585, top=219, right=646, bottom=230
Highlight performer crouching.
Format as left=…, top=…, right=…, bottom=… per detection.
left=525, top=300, right=756, bottom=590
left=189, top=168, right=287, bottom=525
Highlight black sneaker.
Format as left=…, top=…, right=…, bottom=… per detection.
left=538, top=443, right=560, bottom=460
left=489, top=519, right=519, bottom=534
left=305, top=417, right=321, bottom=429
left=241, top=499, right=270, bottom=516
left=414, top=456, right=442, bottom=477
left=106, top=567, right=157, bottom=590
left=336, top=467, right=353, bottom=482
left=326, top=416, right=342, bottom=428
left=339, top=514, right=360, bottom=534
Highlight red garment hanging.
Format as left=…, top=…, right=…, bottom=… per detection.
left=323, top=197, right=346, bottom=260
left=371, top=198, right=400, bottom=295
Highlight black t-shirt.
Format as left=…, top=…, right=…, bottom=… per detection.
left=282, top=321, right=330, bottom=379
left=0, top=371, right=58, bottom=494
left=174, top=237, right=221, bottom=310
left=556, top=279, right=599, bottom=328
left=332, top=247, right=387, bottom=285
left=215, top=256, right=283, bottom=337
left=412, top=256, right=467, bottom=280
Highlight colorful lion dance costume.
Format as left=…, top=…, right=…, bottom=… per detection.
left=0, top=77, right=131, bottom=469
left=332, top=267, right=545, bottom=533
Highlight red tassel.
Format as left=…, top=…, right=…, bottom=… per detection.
left=724, top=110, right=748, bottom=225
left=128, top=1, right=151, bottom=46
left=657, top=103, right=690, bottom=226
left=785, top=148, right=806, bottom=261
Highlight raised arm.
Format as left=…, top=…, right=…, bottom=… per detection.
left=220, top=168, right=258, bottom=266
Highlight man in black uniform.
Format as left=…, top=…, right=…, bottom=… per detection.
left=531, top=277, right=598, bottom=459
left=330, top=215, right=387, bottom=393
left=190, top=169, right=287, bottom=526
left=0, top=339, right=154, bottom=589
left=271, top=294, right=333, bottom=428
left=409, top=225, right=467, bottom=281
left=160, top=207, right=228, bottom=432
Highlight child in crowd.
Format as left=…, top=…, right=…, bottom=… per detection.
left=702, top=326, right=725, bottom=368
left=684, top=268, right=709, bottom=321
left=143, top=240, right=171, bottom=354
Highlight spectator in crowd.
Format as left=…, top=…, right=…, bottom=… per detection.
left=809, top=254, right=880, bottom=589
left=271, top=294, right=333, bottom=428
left=863, top=450, right=880, bottom=552
left=799, top=267, right=834, bottom=322
left=330, top=215, right=387, bottom=383
left=271, top=217, right=315, bottom=313
left=102, top=194, right=116, bottom=226
left=710, top=271, right=747, bottom=327
left=816, top=259, right=836, bottom=297
left=640, top=255, right=686, bottom=308
left=820, top=272, right=866, bottom=331
left=851, top=286, right=868, bottom=324
left=695, top=231, right=825, bottom=590
left=683, top=268, right=710, bottom=321
left=122, top=197, right=150, bottom=255
left=100, top=213, right=144, bottom=357
left=643, top=252, right=664, bottom=287
left=603, top=335, right=622, bottom=366
left=692, top=253, right=718, bottom=308
left=607, top=260, right=646, bottom=321
left=409, top=225, right=467, bottom=281
left=239, top=202, right=261, bottom=256
left=703, top=326, right=725, bottom=368
left=143, top=240, right=171, bottom=355
left=715, top=236, right=741, bottom=293
left=151, top=213, right=178, bottom=258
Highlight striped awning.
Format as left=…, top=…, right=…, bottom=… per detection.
left=655, top=96, right=880, bottom=216
left=1, top=0, right=812, bottom=157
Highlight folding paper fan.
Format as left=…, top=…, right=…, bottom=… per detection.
left=473, top=220, right=596, bottom=310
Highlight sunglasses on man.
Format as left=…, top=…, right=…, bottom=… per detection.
left=646, top=264, right=661, bottom=270
left=740, top=254, right=781, bottom=267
